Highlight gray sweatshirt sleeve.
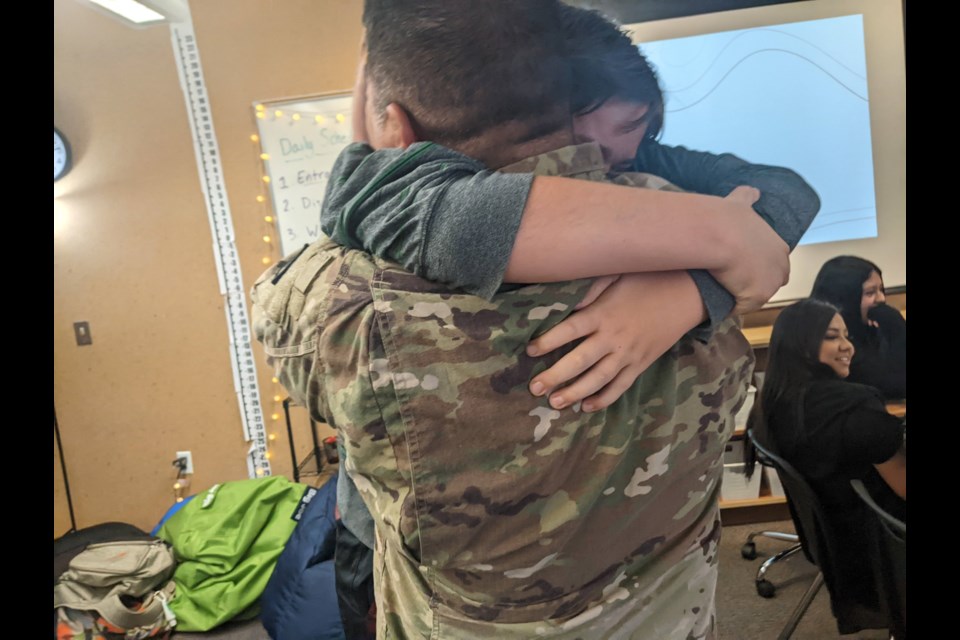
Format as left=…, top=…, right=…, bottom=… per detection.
left=322, top=141, right=821, bottom=338
left=636, top=140, right=821, bottom=340
left=321, top=142, right=533, bottom=299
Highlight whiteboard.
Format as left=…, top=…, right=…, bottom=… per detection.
left=253, top=93, right=353, bottom=256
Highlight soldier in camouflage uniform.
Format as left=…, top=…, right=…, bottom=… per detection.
left=252, top=140, right=754, bottom=638
left=253, top=1, right=761, bottom=637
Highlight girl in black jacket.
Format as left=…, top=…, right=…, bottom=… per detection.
left=810, top=256, right=906, bottom=399
left=747, top=298, right=906, bottom=610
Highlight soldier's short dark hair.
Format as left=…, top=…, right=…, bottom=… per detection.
left=363, top=0, right=571, bottom=150
left=562, top=5, right=664, bottom=140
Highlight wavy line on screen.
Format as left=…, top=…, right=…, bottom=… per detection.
left=810, top=206, right=877, bottom=219
left=648, top=26, right=866, bottom=93
left=808, top=213, right=875, bottom=232
left=665, top=48, right=868, bottom=114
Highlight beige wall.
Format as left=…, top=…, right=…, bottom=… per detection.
left=54, top=0, right=361, bottom=535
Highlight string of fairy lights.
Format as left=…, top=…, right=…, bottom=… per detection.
left=167, top=99, right=350, bottom=501
left=251, top=106, right=282, bottom=483
left=251, top=99, right=348, bottom=257
left=216, top=99, right=349, bottom=488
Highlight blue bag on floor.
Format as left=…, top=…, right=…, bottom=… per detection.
left=260, top=475, right=344, bottom=640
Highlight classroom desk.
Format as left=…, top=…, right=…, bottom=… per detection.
left=742, top=325, right=774, bottom=349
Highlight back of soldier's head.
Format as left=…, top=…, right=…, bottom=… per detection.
left=363, top=0, right=572, bottom=165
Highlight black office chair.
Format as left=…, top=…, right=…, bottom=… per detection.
left=748, top=431, right=888, bottom=639
left=737, top=373, right=800, bottom=598
left=851, top=479, right=907, bottom=640
left=739, top=443, right=802, bottom=599
left=740, top=527, right=801, bottom=598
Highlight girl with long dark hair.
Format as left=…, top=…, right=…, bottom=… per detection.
left=811, top=256, right=906, bottom=398
left=747, top=298, right=905, bottom=609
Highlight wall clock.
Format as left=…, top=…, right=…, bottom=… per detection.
left=55, top=127, right=72, bottom=182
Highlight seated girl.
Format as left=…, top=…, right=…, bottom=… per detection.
left=747, top=298, right=905, bottom=608
left=811, top=255, right=906, bottom=399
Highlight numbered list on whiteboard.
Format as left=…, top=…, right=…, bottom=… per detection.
left=255, top=94, right=353, bottom=257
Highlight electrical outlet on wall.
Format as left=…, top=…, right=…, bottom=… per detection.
left=176, top=451, right=194, bottom=474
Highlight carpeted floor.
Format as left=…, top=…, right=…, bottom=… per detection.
left=717, top=519, right=890, bottom=640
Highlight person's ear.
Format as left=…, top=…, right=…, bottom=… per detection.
left=381, top=102, right=419, bottom=148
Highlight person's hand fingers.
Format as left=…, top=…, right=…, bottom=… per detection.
left=575, top=275, right=620, bottom=310
left=581, top=366, right=643, bottom=413
left=726, top=185, right=761, bottom=207
left=527, top=310, right=595, bottom=358
left=529, top=335, right=604, bottom=398
left=545, top=352, right=625, bottom=410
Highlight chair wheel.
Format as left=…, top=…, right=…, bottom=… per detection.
left=741, top=542, right=757, bottom=560
left=756, top=579, right=776, bottom=598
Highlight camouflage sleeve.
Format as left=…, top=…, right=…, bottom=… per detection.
left=251, top=243, right=399, bottom=552
left=249, top=242, right=340, bottom=422
left=311, top=252, right=420, bottom=552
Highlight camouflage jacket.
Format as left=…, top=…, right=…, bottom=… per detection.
left=252, top=143, right=755, bottom=639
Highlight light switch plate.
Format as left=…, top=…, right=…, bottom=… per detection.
left=73, top=321, right=93, bottom=346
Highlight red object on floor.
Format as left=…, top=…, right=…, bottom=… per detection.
left=366, top=600, right=377, bottom=636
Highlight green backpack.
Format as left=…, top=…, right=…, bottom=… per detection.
left=54, top=538, right=178, bottom=639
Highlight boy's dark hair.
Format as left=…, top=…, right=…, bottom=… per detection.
left=363, top=0, right=571, bottom=152
left=561, top=5, right=664, bottom=140
left=810, top=255, right=883, bottom=341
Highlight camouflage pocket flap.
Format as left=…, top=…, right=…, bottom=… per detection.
left=252, top=243, right=338, bottom=358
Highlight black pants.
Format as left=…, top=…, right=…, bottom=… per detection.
left=334, top=520, right=375, bottom=640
